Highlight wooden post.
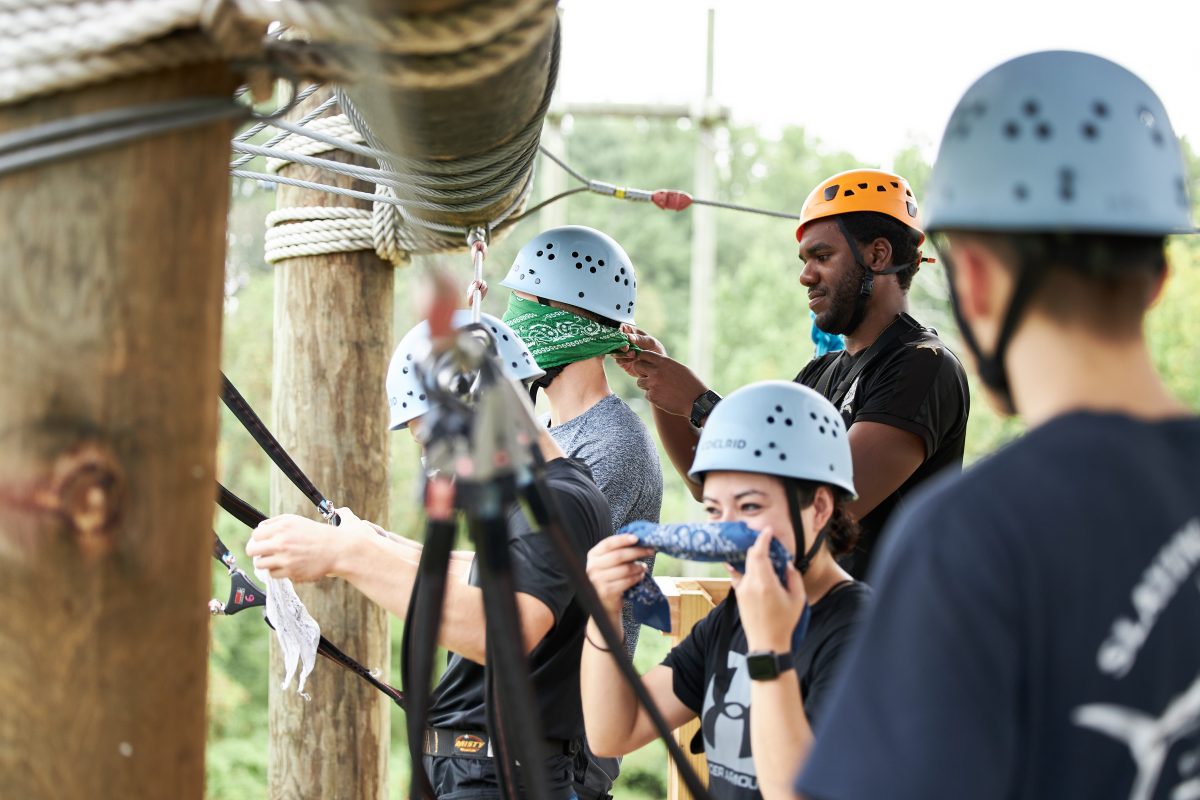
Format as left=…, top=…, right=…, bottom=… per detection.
left=268, top=87, right=393, bottom=800
left=0, top=64, right=239, bottom=800
left=687, top=8, right=718, bottom=384
left=657, top=577, right=732, bottom=800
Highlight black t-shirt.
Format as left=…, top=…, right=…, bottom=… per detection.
left=427, top=457, right=612, bottom=742
left=661, top=582, right=872, bottom=800
left=795, top=314, right=969, bottom=578
left=798, top=412, right=1200, bottom=800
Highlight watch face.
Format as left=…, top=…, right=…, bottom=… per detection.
left=746, top=653, right=779, bottom=681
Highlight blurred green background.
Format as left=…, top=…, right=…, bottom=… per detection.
left=208, top=116, right=1200, bottom=798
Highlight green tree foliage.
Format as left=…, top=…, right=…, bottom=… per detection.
left=207, top=123, right=1200, bottom=798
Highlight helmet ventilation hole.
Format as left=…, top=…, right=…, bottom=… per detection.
left=1058, top=168, right=1076, bottom=202
left=547, top=254, right=555, bottom=260
left=1092, top=101, right=1109, bottom=118
left=843, top=189, right=855, bottom=197
left=1035, top=122, right=1053, bottom=140
left=1023, top=99, right=1040, bottom=117
left=824, top=185, right=840, bottom=201
left=1004, top=121, right=1020, bottom=139
left=1082, top=122, right=1099, bottom=141
left=1013, top=183, right=1029, bottom=201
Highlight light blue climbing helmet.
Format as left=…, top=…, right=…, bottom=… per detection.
left=386, top=311, right=544, bottom=430
left=498, top=225, right=638, bottom=323
left=924, top=50, right=1194, bottom=235
left=689, top=381, right=856, bottom=499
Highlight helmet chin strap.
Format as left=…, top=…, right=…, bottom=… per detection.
left=942, top=247, right=1049, bottom=416
left=833, top=216, right=913, bottom=337
left=785, top=480, right=827, bottom=575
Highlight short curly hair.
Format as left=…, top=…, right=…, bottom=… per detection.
left=839, top=211, right=924, bottom=291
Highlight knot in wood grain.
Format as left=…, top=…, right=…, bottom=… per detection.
left=49, top=443, right=125, bottom=553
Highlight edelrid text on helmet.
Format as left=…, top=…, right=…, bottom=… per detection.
left=689, top=381, right=856, bottom=499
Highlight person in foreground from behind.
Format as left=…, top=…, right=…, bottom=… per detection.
left=796, top=50, right=1200, bottom=800
left=248, top=313, right=610, bottom=800
left=583, top=382, right=870, bottom=800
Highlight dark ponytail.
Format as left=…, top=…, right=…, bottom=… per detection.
left=785, top=479, right=860, bottom=562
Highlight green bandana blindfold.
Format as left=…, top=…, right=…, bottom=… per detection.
left=502, top=294, right=638, bottom=371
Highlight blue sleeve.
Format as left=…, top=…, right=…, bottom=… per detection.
left=796, top=490, right=1025, bottom=800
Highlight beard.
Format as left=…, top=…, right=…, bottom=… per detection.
left=812, top=266, right=863, bottom=336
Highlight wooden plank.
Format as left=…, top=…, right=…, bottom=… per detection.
left=656, top=577, right=731, bottom=800
left=267, top=88, right=393, bottom=800
left=0, top=63, right=239, bottom=799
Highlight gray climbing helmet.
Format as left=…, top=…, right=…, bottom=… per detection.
left=386, top=311, right=544, bottom=430
left=689, top=381, right=856, bottom=499
left=498, top=225, right=638, bottom=323
left=924, top=50, right=1194, bottom=235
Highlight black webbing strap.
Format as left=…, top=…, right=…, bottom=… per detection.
left=217, top=482, right=266, bottom=529
left=813, top=313, right=922, bottom=409
left=213, top=530, right=235, bottom=565
left=212, top=484, right=406, bottom=709
left=220, top=373, right=340, bottom=526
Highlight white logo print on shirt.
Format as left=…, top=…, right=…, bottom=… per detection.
left=1073, top=672, right=1200, bottom=800
left=1074, top=517, right=1200, bottom=800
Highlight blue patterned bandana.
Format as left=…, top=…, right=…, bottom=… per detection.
left=621, top=521, right=793, bottom=633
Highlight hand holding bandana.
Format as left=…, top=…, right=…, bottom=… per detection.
left=619, top=520, right=792, bottom=633
left=502, top=294, right=639, bottom=370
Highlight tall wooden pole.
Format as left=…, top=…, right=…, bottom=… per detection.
left=0, top=64, right=238, bottom=800
left=268, top=88, right=393, bottom=800
left=687, top=8, right=718, bottom=383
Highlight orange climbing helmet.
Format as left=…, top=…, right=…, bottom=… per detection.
left=796, top=169, right=925, bottom=245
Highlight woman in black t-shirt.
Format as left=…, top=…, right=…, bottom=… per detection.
left=580, top=381, right=870, bottom=800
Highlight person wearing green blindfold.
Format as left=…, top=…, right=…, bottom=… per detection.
left=499, top=225, right=664, bottom=800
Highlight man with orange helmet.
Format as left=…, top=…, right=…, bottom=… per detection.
left=619, top=169, right=969, bottom=578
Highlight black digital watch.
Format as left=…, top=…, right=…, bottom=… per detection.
left=746, top=650, right=795, bottom=681
left=689, top=389, right=722, bottom=428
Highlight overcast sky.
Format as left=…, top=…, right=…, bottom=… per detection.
left=555, top=0, right=1199, bottom=168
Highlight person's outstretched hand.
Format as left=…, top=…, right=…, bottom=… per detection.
left=246, top=507, right=372, bottom=583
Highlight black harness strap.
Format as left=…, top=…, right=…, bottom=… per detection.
left=220, top=372, right=340, bottom=526
left=217, top=482, right=266, bottom=529
left=212, top=483, right=405, bottom=709
left=813, top=313, right=922, bottom=410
